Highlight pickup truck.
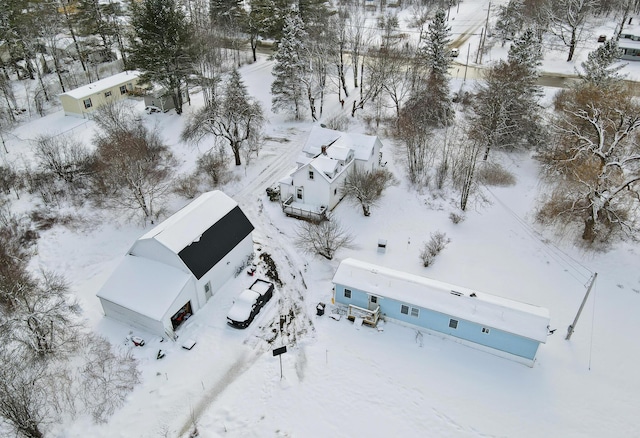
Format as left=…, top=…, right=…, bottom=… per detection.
left=227, top=279, right=275, bottom=329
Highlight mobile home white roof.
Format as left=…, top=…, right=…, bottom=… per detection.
left=60, top=70, right=141, bottom=99
left=137, top=190, right=238, bottom=254
left=333, top=258, right=550, bottom=343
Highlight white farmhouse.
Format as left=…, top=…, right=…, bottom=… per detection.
left=278, top=126, right=383, bottom=220
left=96, top=191, right=254, bottom=339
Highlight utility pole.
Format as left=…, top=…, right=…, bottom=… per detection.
left=475, top=28, right=484, bottom=64
left=463, top=43, right=470, bottom=82
left=566, top=273, right=598, bottom=340
left=479, top=1, right=491, bottom=64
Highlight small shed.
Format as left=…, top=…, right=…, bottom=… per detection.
left=97, top=191, right=255, bottom=339
left=58, top=71, right=140, bottom=118
left=143, top=87, right=175, bottom=112
left=332, top=258, right=550, bottom=367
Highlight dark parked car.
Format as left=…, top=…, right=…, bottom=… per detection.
left=227, top=279, right=274, bottom=329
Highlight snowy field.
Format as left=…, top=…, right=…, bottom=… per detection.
left=3, top=1, right=640, bottom=437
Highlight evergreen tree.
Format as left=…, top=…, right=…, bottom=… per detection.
left=579, top=40, right=625, bottom=89
left=129, top=0, right=193, bottom=114
left=495, top=0, right=525, bottom=46
left=209, top=0, right=245, bottom=27
left=418, top=8, right=453, bottom=127
left=271, top=13, right=309, bottom=120
left=246, top=0, right=290, bottom=42
left=298, top=0, right=334, bottom=40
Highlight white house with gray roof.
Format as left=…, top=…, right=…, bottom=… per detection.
left=279, top=126, right=383, bottom=220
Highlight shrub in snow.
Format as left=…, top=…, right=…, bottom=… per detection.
left=449, top=212, right=464, bottom=224
left=173, top=174, right=200, bottom=199
left=420, top=231, right=450, bottom=267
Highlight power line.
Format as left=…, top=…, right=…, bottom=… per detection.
left=481, top=183, right=593, bottom=285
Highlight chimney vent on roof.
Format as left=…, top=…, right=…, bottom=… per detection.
left=321, top=145, right=327, bottom=155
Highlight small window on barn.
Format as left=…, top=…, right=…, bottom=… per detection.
left=120, top=85, right=127, bottom=95
left=370, top=296, right=378, bottom=304
left=83, top=98, right=92, bottom=109
left=309, top=170, right=314, bottom=180
left=296, top=187, right=303, bottom=200
left=334, top=188, right=337, bottom=195
left=401, top=304, right=409, bottom=315
left=482, top=327, right=490, bottom=334
left=344, top=289, right=352, bottom=299
left=449, top=319, right=458, bottom=329
left=411, top=307, right=419, bottom=318
left=104, top=91, right=112, bottom=98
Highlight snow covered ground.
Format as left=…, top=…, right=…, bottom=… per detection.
left=3, top=1, right=640, bottom=437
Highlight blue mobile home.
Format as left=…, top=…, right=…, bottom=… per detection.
left=332, top=258, right=550, bottom=367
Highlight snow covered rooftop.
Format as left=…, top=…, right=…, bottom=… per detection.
left=302, top=126, right=342, bottom=156
left=60, top=71, right=141, bottom=99
left=301, top=126, right=380, bottom=162
left=137, top=191, right=238, bottom=254
left=333, top=258, right=550, bottom=343
left=333, top=133, right=379, bottom=162
left=326, top=145, right=352, bottom=162
left=311, top=156, right=341, bottom=178
left=97, top=255, right=191, bottom=321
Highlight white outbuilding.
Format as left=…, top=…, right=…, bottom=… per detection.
left=97, top=191, right=254, bottom=339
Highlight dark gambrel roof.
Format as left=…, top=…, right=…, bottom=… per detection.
left=178, top=206, right=254, bottom=279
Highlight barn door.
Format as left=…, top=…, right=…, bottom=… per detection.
left=368, top=295, right=379, bottom=311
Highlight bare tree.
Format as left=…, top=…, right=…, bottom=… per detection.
left=79, top=335, right=140, bottom=423
left=397, top=96, right=438, bottom=185
left=183, top=69, right=264, bottom=166
left=92, top=103, right=176, bottom=221
left=32, top=134, right=93, bottom=184
left=341, top=166, right=396, bottom=216
left=295, top=214, right=354, bottom=260
left=0, top=353, right=51, bottom=438
left=7, top=270, right=81, bottom=358
left=545, top=0, right=597, bottom=61
left=539, top=85, right=640, bottom=242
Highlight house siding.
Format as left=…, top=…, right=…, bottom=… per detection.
left=59, top=73, right=139, bottom=117
left=334, top=284, right=541, bottom=362
left=100, top=298, right=167, bottom=336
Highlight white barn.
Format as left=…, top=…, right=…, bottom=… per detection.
left=97, top=191, right=254, bottom=339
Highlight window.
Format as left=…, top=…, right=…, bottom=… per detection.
left=482, top=327, right=490, bottom=334
left=309, top=170, right=314, bottom=180
left=296, top=187, right=303, bottom=200
left=334, top=188, right=337, bottom=195
left=401, top=304, right=419, bottom=317
left=370, top=296, right=378, bottom=304
left=104, top=91, right=112, bottom=98
left=83, top=98, right=92, bottom=109
left=449, top=319, right=458, bottom=329
left=344, top=289, right=352, bottom=299
left=120, top=85, right=127, bottom=95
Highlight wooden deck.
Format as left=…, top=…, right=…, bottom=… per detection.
left=347, top=304, right=380, bottom=327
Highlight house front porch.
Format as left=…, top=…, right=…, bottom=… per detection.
left=282, top=196, right=327, bottom=222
